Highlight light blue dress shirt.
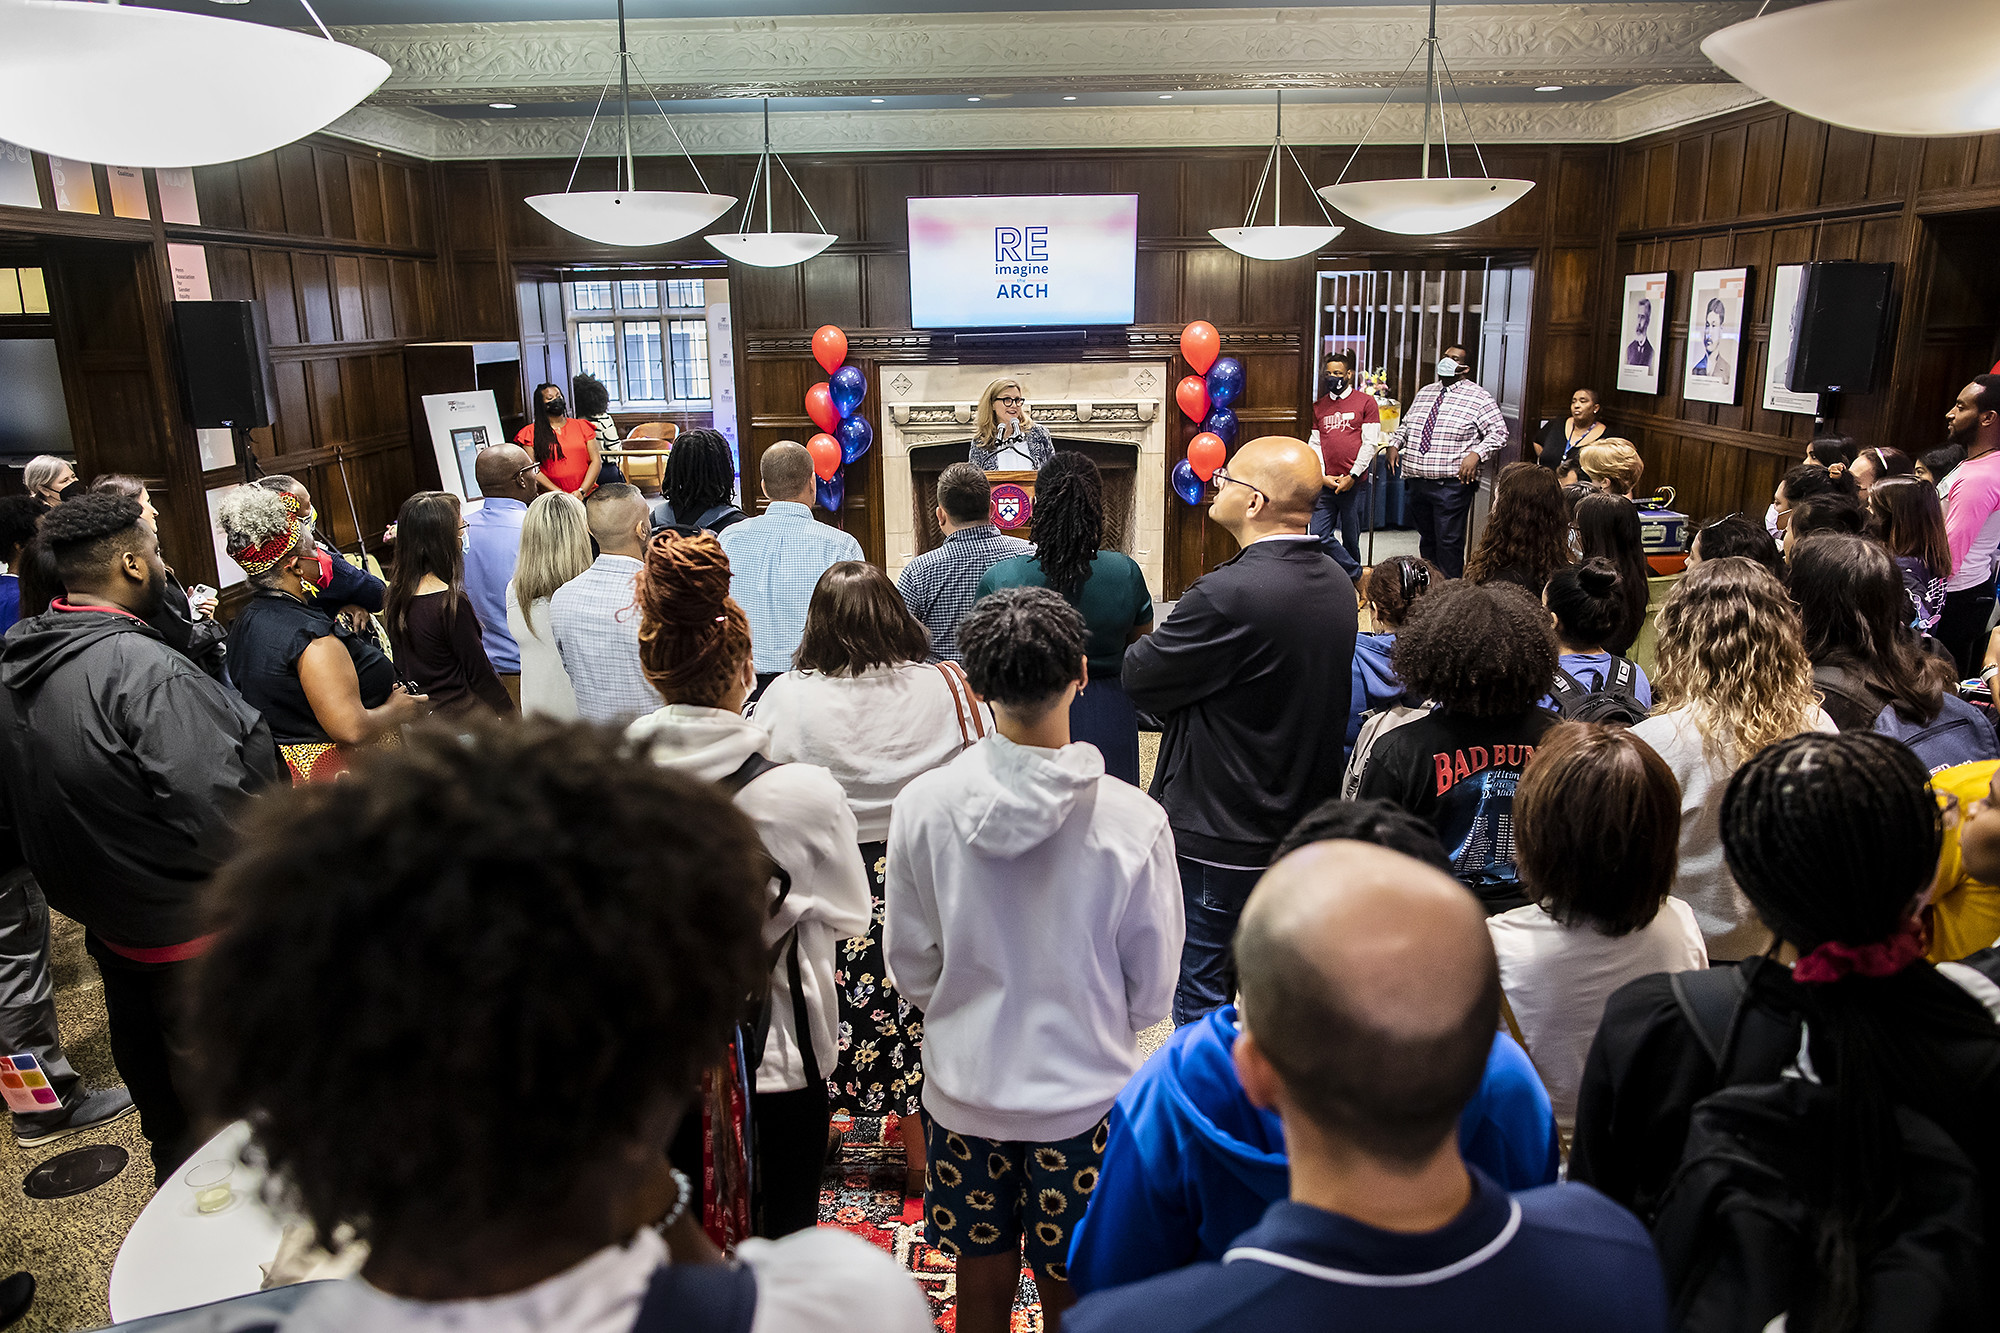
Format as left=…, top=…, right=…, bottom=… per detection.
left=548, top=554, right=659, bottom=725
left=463, top=498, right=526, bottom=674
left=717, top=500, right=865, bottom=674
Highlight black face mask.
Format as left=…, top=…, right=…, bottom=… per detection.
left=542, top=396, right=566, bottom=418
left=58, top=479, right=85, bottom=502
left=1324, top=375, right=1350, bottom=397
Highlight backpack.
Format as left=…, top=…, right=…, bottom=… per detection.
left=1547, top=657, right=1648, bottom=726
left=1818, top=666, right=2000, bottom=774
left=1646, top=965, right=1986, bottom=1333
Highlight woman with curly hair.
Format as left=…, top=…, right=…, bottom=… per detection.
left=1356, top=581, right=1560, bottom=913
left=1629, top=557, right=1833, bottom=960
left=979, top=451, right=1153, bottom=783
left=1465, top=461, right=1570, bottom=598
left=624, top=528, right=872, bottom=1240
left=220, top=484, right=427, bottom=781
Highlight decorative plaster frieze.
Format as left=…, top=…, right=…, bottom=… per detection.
left=1605, top=83, right=1769, bottom=139
left=331, top=4, right=1758, bottom=105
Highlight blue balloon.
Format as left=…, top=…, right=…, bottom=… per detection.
left=1204, top=357, right=1245, bottom=409
left=829, top=365, right=866, bottom=419
left=1172, top=458, right=1205, bottom=506
left=837, top=413, right=873, bottom=464
left=816, top=471, right=845, bottom=512
left=1203, top=406, right=1240, bottom=446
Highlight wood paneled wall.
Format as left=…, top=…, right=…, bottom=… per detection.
left=1598, top=108, right=2000, bottom=522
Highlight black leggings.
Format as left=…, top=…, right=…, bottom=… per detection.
left=1937, top=580, right=1996, bottom=677
left=753, top=1083, right=829, bottom=1238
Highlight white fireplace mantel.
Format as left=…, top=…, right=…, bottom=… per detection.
left=880, top=362, right=1171, bottom=599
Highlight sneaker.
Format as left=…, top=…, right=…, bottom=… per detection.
left=13, top=1086, right=137, bottom=1149
left=0, top=1272, right=33, bottom=1330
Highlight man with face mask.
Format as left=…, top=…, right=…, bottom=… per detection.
left=1309, top=352, right=1381, bottom=578
left=1386, top=345, right=1508, bottom=580
left=0, top=494, right=280, bottom=1182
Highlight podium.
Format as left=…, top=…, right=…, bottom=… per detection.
left=986, top=470, right=1038, bottom=542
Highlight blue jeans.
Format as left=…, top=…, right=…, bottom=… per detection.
left=1403, top=474, right=1478, bottom=579
left=1173, top=857, right=1266, bottom=1026
left=1310, top=482, right=1367, bottom=580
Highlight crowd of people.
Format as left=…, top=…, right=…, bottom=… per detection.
left=0, top=372, right=1998, bottom=1333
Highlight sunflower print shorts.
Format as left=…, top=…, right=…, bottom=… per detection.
left=923, top=1115, right=1109, bottom=1285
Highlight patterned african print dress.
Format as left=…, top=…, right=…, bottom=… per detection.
left=829, top=841, right=924, bottom=1117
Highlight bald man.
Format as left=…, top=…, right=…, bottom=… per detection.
left=1124, top=436, right=1359, bottom=1025
left=549, top=484, right=659, bottom=725
left=463, top=443, right=541, bottom=688
left=1067, top=844, right=1667, bottom=1333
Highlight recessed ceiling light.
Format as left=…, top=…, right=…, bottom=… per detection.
left=1159, top=94, right=1174, bottom=100
left=870, top=98, right=884, bottom=103
left=967, top=96, right=981, bottom=102
left=1535, top=85, right=1563, bottom=93
left=489, top=102, right=517, bottom=109
left=1063, top=95, right=1077, bottom=101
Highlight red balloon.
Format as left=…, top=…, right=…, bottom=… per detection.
left=807, top=433, right=842, bottom=481
left=805, top=383, right=840, bottom=434
left=1181, top=321, right=1220, bottom=375
left=1175, top=375, right=1210, bottom=424
left=1187, top=432, right=1226, bottom=483
left=812, top=325, right=848, bottom=375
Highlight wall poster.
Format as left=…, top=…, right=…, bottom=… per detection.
left=1684, top=267, right=1751, bottom=406
left=1616, top=273, right=1668, bottom=395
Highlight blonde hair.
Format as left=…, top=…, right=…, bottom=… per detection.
left=973, top=377, right=1034, bottom=448
left=1578, top=439, right=1644, bottom=495
left=1650, top=557, right=1821, bottom=761
left=513, top=490, right=592, bottom=632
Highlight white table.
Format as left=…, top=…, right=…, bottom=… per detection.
left=109, top=1121, right=286, bottom=1323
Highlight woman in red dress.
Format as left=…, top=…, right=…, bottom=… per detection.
left=514, top=382, right=603, bottom=496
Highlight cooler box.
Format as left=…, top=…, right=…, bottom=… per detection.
left=1639, top=503, right=1689, bottom=576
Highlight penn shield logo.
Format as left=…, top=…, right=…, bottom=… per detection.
left=990, top=484, right=1033, bottom=529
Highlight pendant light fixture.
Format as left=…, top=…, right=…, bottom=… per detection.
left=1316, top=0, right=1533, bottom=236
left=524, top=0, right=734, bottom=248
left=0, top=0, right=389, bottom=169
left=1209, top=91, right=1343, bottom=262
left=1702, top=0, right=2000, bottom=137
left=706, top=99, right=838, bottom=267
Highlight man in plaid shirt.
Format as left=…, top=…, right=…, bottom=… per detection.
left=897, top=463, right=1031, bottom=663
left=1388, top=344, right=1508, bottom=579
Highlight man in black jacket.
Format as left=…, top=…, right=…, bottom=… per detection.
left=0, top=495, right=280, bottom=1180
left=1124, top=436, right=1358, bottom=1025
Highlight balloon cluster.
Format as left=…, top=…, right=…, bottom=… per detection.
left=1173, top=321, right=1241, bottom=506
left=805, top=325, right=872, bottom=511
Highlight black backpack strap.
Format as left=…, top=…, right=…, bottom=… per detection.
left=785, top=929, right=821, bottom=1088
left=1670, top=964, right=1749, bottom=1076
left=1608, top=656, right=1638, bottom=694
left=1548, top=667, right=1587, bottom=712
left=717, top=751, right=783, bottom=795
left=631, top=1262, right=758, bottom=1333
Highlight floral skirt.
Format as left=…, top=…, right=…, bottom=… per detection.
left=829, top=841, right=924, bottom=1118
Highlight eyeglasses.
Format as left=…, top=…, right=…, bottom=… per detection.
left=994, top=396, right=1025, bottom=406
left=1211, top=467, right=1268, bottom=503
left=514, top=461, right=542, bottom=483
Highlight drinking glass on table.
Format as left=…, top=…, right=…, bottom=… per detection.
left=185, top=1159, right=234, bottom=1214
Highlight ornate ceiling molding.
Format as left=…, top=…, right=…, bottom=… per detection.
left=327, top=83, right=1766, bottom=161
left=331, top=3, right=1760, bottom=106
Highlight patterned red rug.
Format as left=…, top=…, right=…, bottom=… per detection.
left=821, top=1112, right=1044, bottom=1331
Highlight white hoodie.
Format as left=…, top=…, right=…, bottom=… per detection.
left=885, top=735, right=1184, bottom=1142
left=627, top=704, right=872, bottom=1094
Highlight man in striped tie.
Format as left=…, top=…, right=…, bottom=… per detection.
left=1387, top=346, right=1508, bottom=579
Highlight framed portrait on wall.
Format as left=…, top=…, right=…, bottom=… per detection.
left=1763, top=264, right=1821, bottom=415
left=1684, top=267, right=1751, bottom=405
left=1616, top=273, right=1669, bottom=394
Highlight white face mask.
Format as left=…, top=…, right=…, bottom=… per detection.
left=1436, top=357, right=1459, bottom=379
left=1764, top=501, right=1782, bottom=541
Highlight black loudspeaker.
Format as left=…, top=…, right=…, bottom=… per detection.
left=1789, top=262, right=1895, bottom=395
left=174, top=300, right=273, bottom=429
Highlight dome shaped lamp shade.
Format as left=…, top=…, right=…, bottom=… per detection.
left=1701, top=0, right=2000, bottom=137
left=525, top=0, right=736, bottom=248
left=1208, top=92, right=1342, bottom=262
left=0, top=0, right=390, bottom=169
left=704, top=99, right=837, bottom=268
left=1317, top=177, right=1535, bottom=237
left=1313, top=0, right=1534, bottom=237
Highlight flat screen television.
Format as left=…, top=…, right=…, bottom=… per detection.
left=907, top=194, right=1138, bottom=329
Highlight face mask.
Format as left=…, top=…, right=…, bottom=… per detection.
left=543, top=396, right=565, bottom=418
left=1325, top=375, right=1349, bottom=397
left=1436, top=358, right=1458, bottom=380
left=300, top=548, right=330, bottom=593
left=58, top=479, right=85, bottom=501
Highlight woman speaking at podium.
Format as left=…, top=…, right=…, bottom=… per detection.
left=968, top=376, right=1055, bottom=472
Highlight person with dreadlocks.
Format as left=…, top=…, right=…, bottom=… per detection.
left=979, top=451, right=1153, bottom=784
left=649, top=427, right=747, bottom=535
left=513, top=380, right=604, bottom=497
left=1571, top=731, right=2000, bottom=1329
left=220, top=484, right=427, bottom=782
left=625, top=528, right=870, bottom=1240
